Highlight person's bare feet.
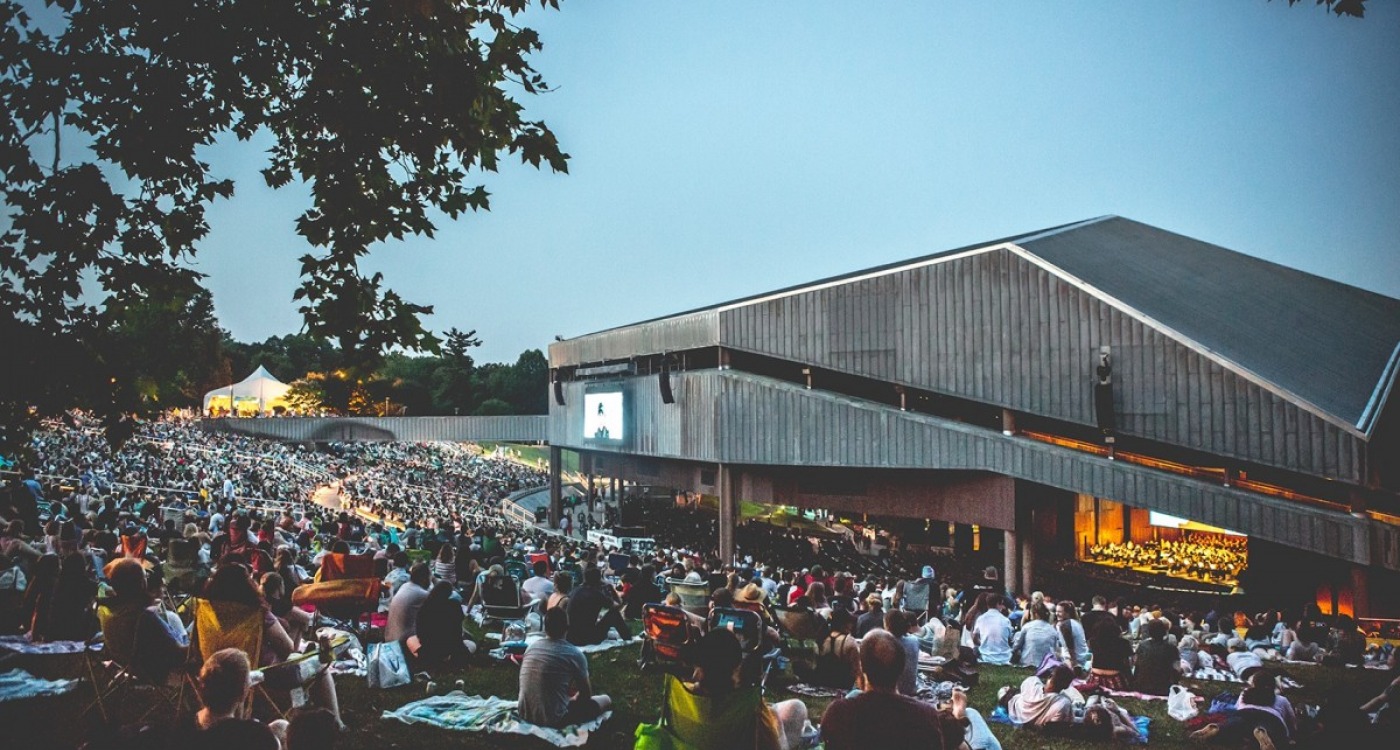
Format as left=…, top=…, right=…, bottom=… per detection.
left=1189, top=723, right=1220, bottom=741
left=1253, top=726, right=1277, bottom=750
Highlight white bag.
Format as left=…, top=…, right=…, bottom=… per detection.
left=367, top=640, right=411, bottom=690
left=1167, top=684, right=1199, bottom=721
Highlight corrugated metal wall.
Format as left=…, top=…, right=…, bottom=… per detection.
left=719, top=247, right=1364, bottom=482
left=548, top=311, right=720, bottom=367
left=201, top=416, right=548, bottom=443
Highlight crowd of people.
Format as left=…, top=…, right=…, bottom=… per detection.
left=1086, top=534, right=1248, bottom=583
left=0, top=414, right=1394, bottom=750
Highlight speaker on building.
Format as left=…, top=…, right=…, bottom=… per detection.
left=553, top=378, right=565, bottom=406
left=659, top=368, right=675, bottom=404
left=1094, top=383, right=1115, bottom=432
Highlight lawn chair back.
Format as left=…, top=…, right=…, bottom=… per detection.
left=316, top=552, right=375, bottom=581
left=641, top=604, right=696, bottom=671
left=191, top=597, right=265, bottom=664
left=504, top=560, right=530, bottom=584
left=902, top=579, right=932, bottom=621
left=708, top=607, right=764, bottom=654
left=772, top=606, right=827, bottom=642
left=666, top=578, right=710, bottom=616
left=661, top=673, right=763, bottom=749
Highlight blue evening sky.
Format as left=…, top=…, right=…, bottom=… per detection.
left=188, top=1, right=1400, bottom=364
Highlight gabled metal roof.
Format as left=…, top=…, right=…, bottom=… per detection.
left=1014, top=217, right=1400, bottom=435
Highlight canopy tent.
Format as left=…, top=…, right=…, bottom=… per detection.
left=203, top=366, right=292, bottom=416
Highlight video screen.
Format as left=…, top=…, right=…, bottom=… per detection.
left=1148, top=511, right=1244, bottom=537
left=583, top=391, right=624, bottom=442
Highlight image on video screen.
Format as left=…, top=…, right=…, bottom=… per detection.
left=583, top=392, right=624, bottom=441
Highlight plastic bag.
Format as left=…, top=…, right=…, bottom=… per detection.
left=1168, top=684, right=1199, bottom=721
left=367, top=640, right=411, bottom=689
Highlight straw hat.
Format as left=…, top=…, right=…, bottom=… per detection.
left=738, top=583, right=767, bottom=604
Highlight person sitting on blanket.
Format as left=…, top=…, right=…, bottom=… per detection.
left=565, top=566, right=631, bottom=646
left=1000, top=664, right=1077, bottom=728
left=821, top=629, right=996, bottom=750
left=168, top=647, right=287, bottom=750
left=677, top=627, right=809, bottom=750
left=799, top=606, right=860, bottom=690
left=101, top=557, right=187, bottom=684
left=408, top=580, right=478, bottom=668
left=386, top=562, right=431, bottom=644
left=1190, top=670, right=1295, bottom=747
left=1084, top=616, right=1133, bottom=692
left=1132, top=617, right=1182, bottom=696
left=521, top=560, right=554, bottom=602
left=972, top=594, right=1014, bottom=666
left=1011, top=602, right=1058, bottom=670
left=518, top=607, right=612, bottom=728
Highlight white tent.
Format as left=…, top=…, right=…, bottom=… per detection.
left=203, top=365, right=292, bottom=415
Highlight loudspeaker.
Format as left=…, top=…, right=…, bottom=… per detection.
left=553, top=379, right=565, bottom=406
left=1094, top=382, right=1115, bottom=432
left=659, top=368, right=675, bottom=404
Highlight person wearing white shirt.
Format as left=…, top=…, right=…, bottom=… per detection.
left=973, top=597, right=1014, bottom=665
left=521, top=561, right=556, bottom=602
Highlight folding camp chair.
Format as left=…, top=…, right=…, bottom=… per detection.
left=301, top=552, right=380, bottom=632
left=771, top=604, right=828, bottom=659
left=82, top=613, right=193, bottom=725
left=639, top=604, right=698, bottom=676
left=666, top=578, right=710, bottom=617
left=901, top=579, right=933, bottom=624
left=503, top=559, right=530, bottom=584
left=480, top=574, right=532, bottom=632
left=647, top=673, right=768, bottom=749
left=708, top=607, right=775, bottom=687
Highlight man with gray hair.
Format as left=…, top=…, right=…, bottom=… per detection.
left=821, top=629, right=985, bottom=749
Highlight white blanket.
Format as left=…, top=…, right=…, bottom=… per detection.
left=382, top=691, right=610, bottom=747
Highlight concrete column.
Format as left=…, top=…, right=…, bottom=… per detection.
left=718, top=464, right=736, bottom=563
left=548, top=445, right=563, bottom=529
left=1004, top=529, right=1020, bottom=596
left=1350, top=565, right=1370, bottom=618
left=1001, top=408, right=1017, bottom=436
left=587, top=472, right=595, bottom=514
left=1020, top=533, right=1036, bottom=596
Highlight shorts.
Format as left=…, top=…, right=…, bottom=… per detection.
left=559, top=696, right=604, bottom=726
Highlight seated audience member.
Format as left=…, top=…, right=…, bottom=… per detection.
left=1178, top=635, right=1206, bottom=673
left=1084, top=617, right=1133, bottom=692
left=565, top=566, right=631, bottom=646
left=1080, top=595, right=1118, bottom=636
left=623, top=564, right=664, bottom=620
left=101, top=558, right=187, bottom=684
left=285, top=707, right=338, bottom=750
left=1333, top=616, right=1366, bottom=666
left=1054, top=600, right=1090, bottom=672
left=1012, top=603, right=1059, bottom=669
left=884, top=609, right=920, bottom=696
left=24, top=551, right=98, bottom=642
left=854, top=593, right=884, bottom=638
left=676, top=628, right=809, bottom=750
left=382, top=551, right=411, bottom=601
left=1285, top=623, right=1324, bottom=662
left=259, top=572, right=312, bottom=648
left=199, top=563, right=344, bottom=729
left=432, top=543, right=457, bottom=586
left=973, top=595, right=1014, bottom=665
left=518, top=608, right=612, bottom=728
left=409, top=580, right=477, bottom=667
left=546, top=570, right=574, bottom=611
left=385, top=562, right=432, bottom=644
left=804, top=607, right=860, bottom=690
left=1003, top=665, right=1077, bottom=728
left=822, top=629, right=994, bottom=750
left=172, top=647, right=286, bottom=750
left=1191, top=671, right=1295, bottom=746
left=1132, top=617, right=1182, bottom=695
left=521, top=560, right=555, bottom=602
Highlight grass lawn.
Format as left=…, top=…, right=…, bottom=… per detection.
left=6, top=619, right=1390, bottom=750
left=477, top=442, right=581, bottom=476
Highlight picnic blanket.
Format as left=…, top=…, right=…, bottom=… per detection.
left=0, top=668, right=80, bottom=702
left=784, top=682, right=851, bottom=698
left=990, top=705, right=1153, bottom=744
left=485, top=632, right=640, bottom=662
left=382, top=691, right=610, bottom=747
left=0, top=635, right=92, bottom=655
